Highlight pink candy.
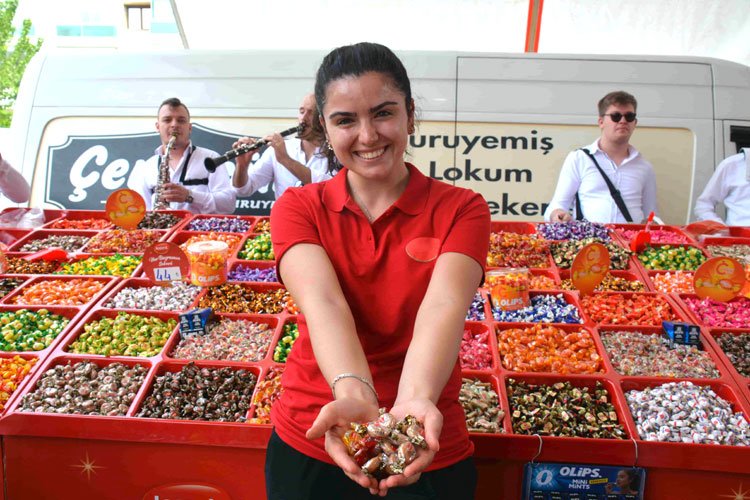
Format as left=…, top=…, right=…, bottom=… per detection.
left=459, top=328, right=492, bottom=370
left=682, top=296, right=750, bottom=328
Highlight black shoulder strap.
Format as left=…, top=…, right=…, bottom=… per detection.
left=579, top=148, right=633, bottom=222
left=178, top=146, right=209, bottom=186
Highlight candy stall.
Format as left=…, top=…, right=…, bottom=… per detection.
left=0, top=207, right=747, bottom=499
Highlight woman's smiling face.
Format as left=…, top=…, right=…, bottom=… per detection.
left=321, top=71, right=414, bottom=183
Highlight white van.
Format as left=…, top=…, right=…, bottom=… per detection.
left=9, top=49, right=750, bottom=223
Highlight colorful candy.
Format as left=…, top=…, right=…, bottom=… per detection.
left=248, top=367, right=284, bottom=425
left=239, top=233, right=274, bottom=260
left=85, top=229, right=163, bottom=253
left=637, top=245, right=706, bottom=271
left=56, top=254, right=141, bottom=277
left=187, top=216, right=252, bottom=233
left=651, top=271, right=694, bottom=293
left=581, top=293, right=676, bottom=325
left=228, top=264, right=278, bottom=283
left=618, top=229, right=690, bottom=244
left=492, top=293, right=583, bottom=324
left=626, top=381, right=749, bottom=445
left=550, top=238, right=632, bottom=269
left=19, top=235, right=90, bottom=253
left=507, top=379, right=626, bottom=439
left=197, top=284, right=296, bottom=314
left=171, top=318, right=274, bottom=362
left=561, top=273, right=645, bottom=292
left=0, top=355, right=37, bottom=410
left=460, top=378, right=505, bottom=433
left=48, top=218, right=113, bottom=230
left=459, top=327, right=492, bottom=370
left=486, top=232, right=550, bottom=268
left=103, top=281, right=200, bottom=311
left=69, top=312, right=176, bottom=357
left=716, top=333, right=750, bottom=377
left=10, top=278, right=105, bottom=306
left=600, top=331, right=719, bottom=378
left=681, top=296, right=750, bottom=328
left=0, top=309, right=69, bottom=352
left=538, top=221, right=611, bottom=241
left=498, top=324, right=602, bottom=374
left=273, top=323, right=299, bottom=363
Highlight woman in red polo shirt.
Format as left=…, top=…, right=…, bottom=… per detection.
left=266, top=42, right=491, bottom=500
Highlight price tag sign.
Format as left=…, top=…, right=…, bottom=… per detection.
left=523, top=462, right=645, bottom=500
left=571, top=243, right=610, bottom=295
left=142, top=242, right=190, bottom=286
left=693, top=257, right=746, bottom=302
left=105, top=189, right=146, bottom=230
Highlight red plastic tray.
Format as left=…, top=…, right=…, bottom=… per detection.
left=96, top=277, right=202, bottom=312
left=494, top=322, right=605, bottom=376
left=0, top=305, right=85, bottom=359
left=457, top=372, right=509, bottom=435
left=183, top=214, right=256, bottom=233
left=0, top=351, right=46, bottom=416
left=0, top=208, right=66, bottom=229
left=42, top=210, right=114, bottom=230
left=460, top=321, right=497, bottom=373
left=673, top=293, right=750, bottom=329
left=1, top=275, right=116, bottom=307
left=641, top=270, right=695, bottom=294
left=702, top=328, right=750, bottom=384
left=558, top=269, right=648, bottom=291
left=163, top=312, right=280, bottom=364
left=595, top=325, right=727, bottom=381
left=8, top=229, right=98, bottom=254
left=609, top=223, right=697, bottom=246
left=56, top=308, right=180, bottom=360
left=0, top=229, right=32, bottom=249
left=633, top=243, right=709, bottom=273
left=250, top=216, right=271, bottom=234
left=55, top=253, right=143, bottom=278
left=579, top=291, right=686, bottom=327
left=227, top=260, right=278, bottom=283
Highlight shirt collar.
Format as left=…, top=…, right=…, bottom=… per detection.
left=153, top=140, right=194, bottom=157
left=322, top=163, right=430, bottom=216
left=591, top=139, right=640, bottom=161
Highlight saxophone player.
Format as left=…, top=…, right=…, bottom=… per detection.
left=128, top=97, right=236, bottom=214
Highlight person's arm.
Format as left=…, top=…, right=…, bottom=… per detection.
left=282, top=243, right=380, bottom=491
left=0, top=157, right=30, bottom=203
left=374, top=252, right=482, bottom=495
left=191, top=163, right=237, bottom=214
left=543, top=151, right=582, bottom=222
left=268, top=134, right=312, bottom=184
left=694, top=160, right=729, bottom=223
left=233, top=146, right=276, bottom=197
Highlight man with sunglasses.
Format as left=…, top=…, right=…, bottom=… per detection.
left=544, top=91, right=658, bottom=223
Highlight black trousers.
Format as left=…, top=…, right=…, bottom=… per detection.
left=265, top=430, right=477, bottom=500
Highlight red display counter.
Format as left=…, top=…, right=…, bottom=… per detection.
left=0, top=216, right=747, bottom=499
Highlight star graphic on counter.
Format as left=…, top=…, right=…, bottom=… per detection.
left=720, top=483, right=749, bottom=500
left=71, top=452, right=105, bottom=482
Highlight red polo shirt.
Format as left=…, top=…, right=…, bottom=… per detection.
left=270, top=164, right=490, bottom=469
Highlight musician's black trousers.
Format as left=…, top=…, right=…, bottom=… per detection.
left=265, top=430, right=477, bottom=500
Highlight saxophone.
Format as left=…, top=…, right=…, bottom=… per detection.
left=154, top=133, right=177, bottom=210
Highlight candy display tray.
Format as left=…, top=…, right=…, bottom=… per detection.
left=608, top=223, right=698, bottom=247
left=54, top=253, right=144, bottom=278
left=701, top=328, right=750, bottom=406
left=95, top=277, right=202, bottom=312
left=182, top=214, right=257, bottom=234
left=579, top=291, right=688, bottom=328
left=227, top=260, right=278, bottom=284
left=558, top=268, right=650, bottom=291
left=41, top=210, right=114, bottom=230
left=0, top=304, right=86, bottom=365
left=632, top=243, right=710, bottom=273
left=0, top=275, right=117, bottom=308
left=640, top=270, right=695, bottom=294
left=672, top=293, right=750, bottom=329
left=7, top=229, right=98, bottom=254
left=80, top=229, right=169, bottom=254
left=490, top=221, right=537, bottom=235
left=0, top=351, right=46, bottom=417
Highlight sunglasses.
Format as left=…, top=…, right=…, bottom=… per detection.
left=604, top=112, right=637, bottom=123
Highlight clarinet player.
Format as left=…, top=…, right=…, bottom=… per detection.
left=128, top=97, right=236, bottom=214
left=232, top=93, right=333, bottom=200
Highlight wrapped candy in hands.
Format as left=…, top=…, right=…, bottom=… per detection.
left=342, top=409, right=427, bottom=479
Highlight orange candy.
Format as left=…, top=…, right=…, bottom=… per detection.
left=11, top=278, right=105, bottom=305
left=497, top=324, right=602, bottom=374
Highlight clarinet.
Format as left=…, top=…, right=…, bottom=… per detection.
left=204, top=123, right=304, bottom=172
left=154, top=133, right=177, bottom=210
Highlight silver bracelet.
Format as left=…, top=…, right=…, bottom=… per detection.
left=331, top=373, right=378, bottom=401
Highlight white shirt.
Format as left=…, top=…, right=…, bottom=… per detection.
left=694, top=149, right=750, bottom=226
left=127, top=142, right=236, bottom=214
left=234, top=138, right=331, bottom=198
left=544, top=140, right=658, bottom=223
